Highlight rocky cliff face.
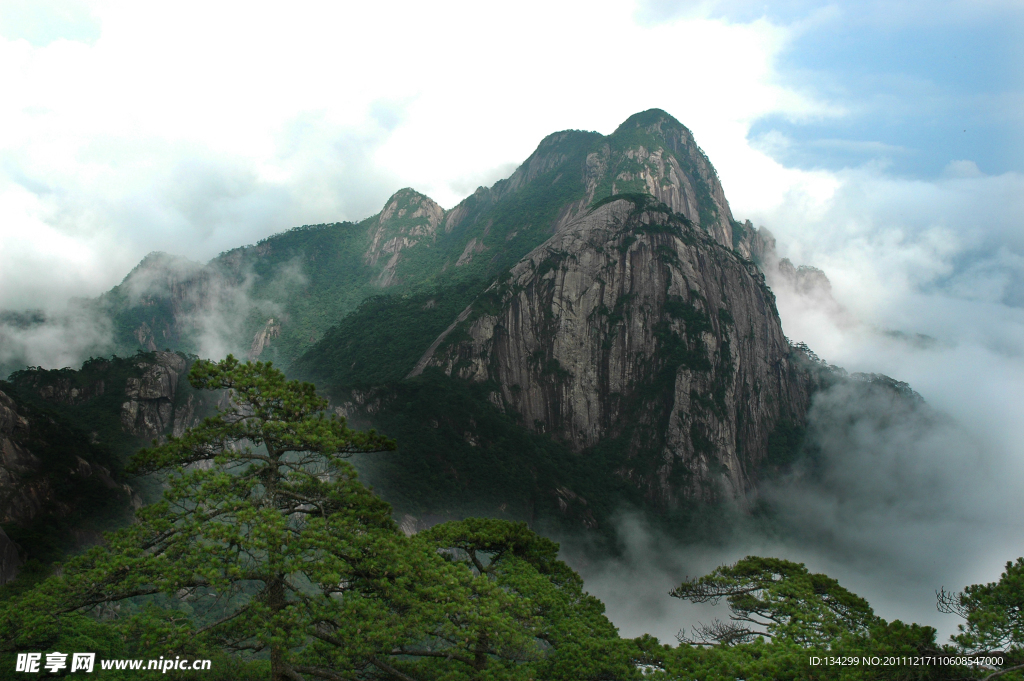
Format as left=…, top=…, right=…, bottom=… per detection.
left=11, top=351, right=200, bottom=441
left=413, top=198, right=816, bottom=504
left=0, top=351, right=213, bottom=581
left=364, top=189, right=446, bottom=287
left=120, top=351, right=192, bottom=439
left=583, top=111, right=736, bottom=248
left=440, top=110, right=739, bottom=271
left=0, top=389, right=44, bottom=528
left=248, top=318, right=282, bottom=361
left=109, top=251, right=224, bottom=353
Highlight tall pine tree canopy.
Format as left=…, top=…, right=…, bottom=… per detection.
left=0, top=357, right=640, bottom=680
left=4, top=356, right=1022, bottom=680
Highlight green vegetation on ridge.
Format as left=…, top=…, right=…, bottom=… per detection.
left=1, top=360, right=1020, bottom=680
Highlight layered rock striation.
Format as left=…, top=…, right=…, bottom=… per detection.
left=413, top=198, right=815, bottom=503
left=120, top=351, right=192, bottom=438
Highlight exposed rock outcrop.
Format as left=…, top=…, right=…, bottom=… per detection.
left=444, top=110, right=740, bottom=271
left=586, top=111, right=736, bottom=248
left=414, top=199, right=815, bottom=504
left=115, top=252, right=214, bottom=351
left=777, top=259, right=834, bottom=298
left=455, top=238, right=487, bottom=267
left=35, top=376, right=105, bottom=404
left=120, top=351, right=189, bottom=438
left=732, top=220, right=776, bottom=265
left=248, top=318, right=282, bottom=361
left=19, top=352, right=201, bottom=441
left=734, top=223, right=848, bottom=321
left=0, top=389, right=46, bottom=527
left=364, top=189, right=446, bottom=287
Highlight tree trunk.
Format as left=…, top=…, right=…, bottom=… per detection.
left=269, top=578, right=287, bottom=681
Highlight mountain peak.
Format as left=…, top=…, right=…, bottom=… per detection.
left=365, top=188, right=446, bottom=287
left=612, top=108, right=687, bottom=136
left=121, top=251, right=202, bottom=284
left=383, top=187, right=436, bottom=206
left=582, top=109, right=734, bottom=244
left=377, top=188, right=444, bottom=228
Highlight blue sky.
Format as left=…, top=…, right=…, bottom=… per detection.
left=757, top=10, right=1022, bottom=176
left=638, top=0, right=1024, bottom=176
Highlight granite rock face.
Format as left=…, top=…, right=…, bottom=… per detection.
left=732, top=220, right=777, bottom=265
left=443, top=110, right=740, bottom=258
left=248, top=318, right=282, bottom=361
left=120, top=351, right=190, bottom=438
left=364, top=189, right=446, bottom=287
left=414, top=200, right=815, bottom=504
left=582, top=113, right=737, bottom=249
left=0, top=389, right=45, bottom=528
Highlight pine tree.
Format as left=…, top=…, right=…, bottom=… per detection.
left=0, top=357, right=643, bottom=680
left=0, top=357, right=457, bottom=679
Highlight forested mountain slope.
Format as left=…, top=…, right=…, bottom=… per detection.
left=1, top=109, right=912, bottom=550
left=100, top=110, right=747, bottom=371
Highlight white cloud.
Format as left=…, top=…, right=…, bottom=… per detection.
left=943, top=159, right=984, bottom=178
left=711, top=156, right=1024, bottom=641
left=0, top=0, right=101, bottom=46
left=0, top=0, right=829, bottom=310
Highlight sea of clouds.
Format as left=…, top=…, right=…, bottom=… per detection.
left=574, top=164, right=1024, bottom=645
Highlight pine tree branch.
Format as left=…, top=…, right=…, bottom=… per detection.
left=391, top=647, right=476, bottom=666
left=981, top=663, right=1024, bottom=681
left=368, top=656, right=423, bottom=681
left=291, top=666, right=349, bottom=681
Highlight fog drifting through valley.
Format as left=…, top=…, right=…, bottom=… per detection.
left=573, top=167, right=1024, bottom=646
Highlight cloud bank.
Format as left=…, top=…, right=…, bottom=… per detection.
left=0, top=0, right=826, bottom=313
left=571, top=163, right=1024, bottom=646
